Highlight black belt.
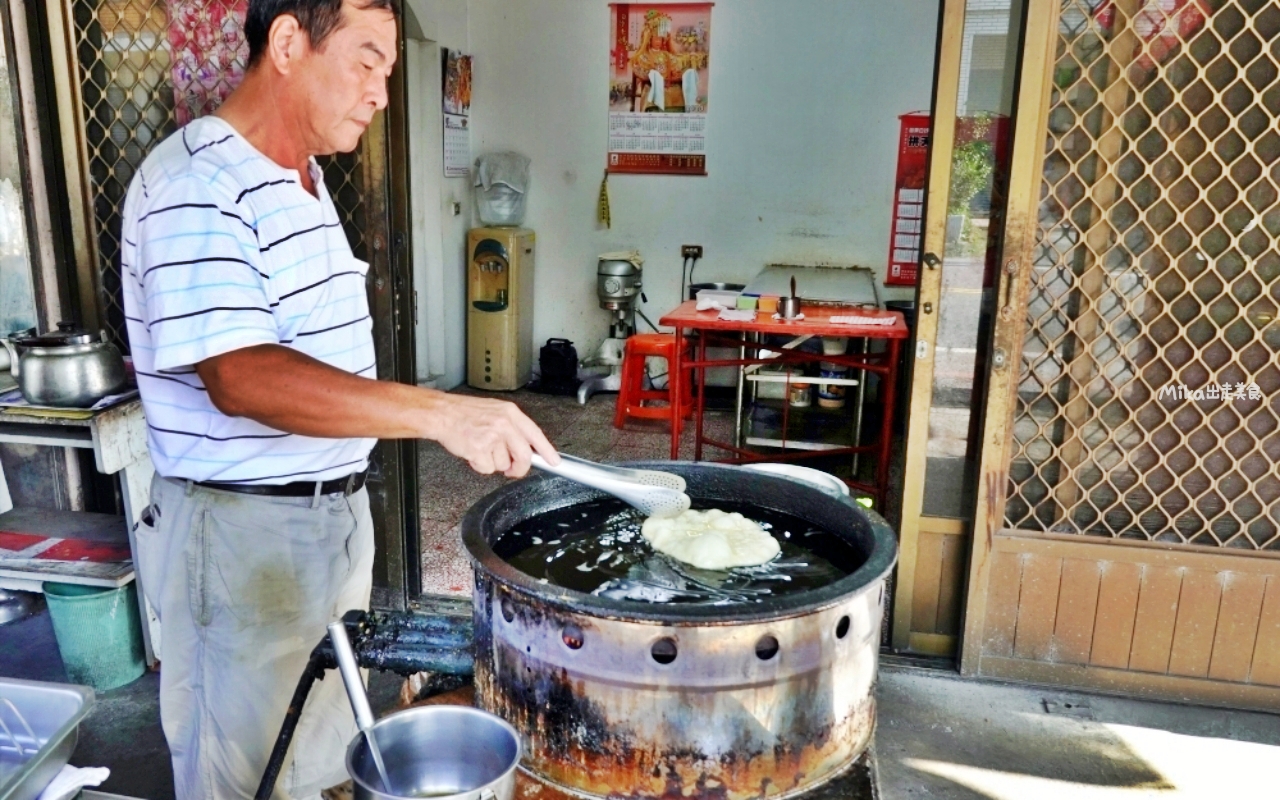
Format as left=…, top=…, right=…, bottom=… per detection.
left=194, top=470, right=367, bottom=497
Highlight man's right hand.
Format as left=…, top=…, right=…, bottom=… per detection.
left=432, top=393, right=559, bottom=478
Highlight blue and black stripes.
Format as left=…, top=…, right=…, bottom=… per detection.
left=119, top=115, right=376, bottom=486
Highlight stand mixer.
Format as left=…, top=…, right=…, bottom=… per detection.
left=577, top=251, right=643, bottom=404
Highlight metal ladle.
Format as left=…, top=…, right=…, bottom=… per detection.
left=531, top=453, right=691, bottom=518
left=328, top=621, right=395, bottom=796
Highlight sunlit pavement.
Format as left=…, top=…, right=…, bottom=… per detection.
left=875, top=663, right=1280, bottom=799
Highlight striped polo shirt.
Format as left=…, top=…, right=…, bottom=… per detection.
left=120, top=116, right=376, bottom=485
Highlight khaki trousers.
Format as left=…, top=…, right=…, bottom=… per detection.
left=135, top=476, right=374, bottom=800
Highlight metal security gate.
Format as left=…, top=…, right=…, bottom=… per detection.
left=55, top=0, right=372, bottom=344
left=964, top=0, right=1280, bottom=710
left=45, top=0, right=419, bottom=608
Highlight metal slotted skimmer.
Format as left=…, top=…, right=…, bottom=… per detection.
left=530, top=454, right=691, bottom=518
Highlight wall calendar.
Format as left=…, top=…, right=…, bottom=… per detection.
left=608, top=4, right=713, bottom=176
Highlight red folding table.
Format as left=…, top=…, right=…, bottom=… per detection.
left=659, top=301, right=909, bottom=509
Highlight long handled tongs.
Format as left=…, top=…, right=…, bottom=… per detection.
left=531, top=452, right=691, bottom=518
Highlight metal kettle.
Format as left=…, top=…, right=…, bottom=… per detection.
left=1, top=323, right=128, bottom=407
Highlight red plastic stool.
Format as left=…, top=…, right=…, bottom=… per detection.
left=612, top=333, right=693, bottom=432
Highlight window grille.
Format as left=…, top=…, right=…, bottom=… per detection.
left=1008, top=0, right=1280, bottom=550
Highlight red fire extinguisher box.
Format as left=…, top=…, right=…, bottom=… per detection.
left=885, top=112, right=931, bottom=287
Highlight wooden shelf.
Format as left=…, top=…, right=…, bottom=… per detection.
left=0, top=508, right=134, bottom=590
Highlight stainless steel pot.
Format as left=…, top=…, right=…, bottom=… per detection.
left=346, top=706, right=520, bottom=800
left=462, top=462, right=898, bottom=800
left=2, top=323, right=127, bottom=407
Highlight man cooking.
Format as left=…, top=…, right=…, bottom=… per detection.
left=119, top=1, right=558, bottom=798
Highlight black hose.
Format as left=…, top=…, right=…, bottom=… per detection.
left=253, top=610, right=475, bottom=800
left=254, top=645, right=329, bottom=800
left=637, top=308, right=661, bottom=333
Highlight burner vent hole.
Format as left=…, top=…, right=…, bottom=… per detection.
left=755, top=635, right=780, bottom=661
left=500, top=598, right=515, bottom=623
left=562, top=624, right=584, bottom=650
left=836, top=616, right=851, bottom=639
left=651, top=637, right=678, bottom=665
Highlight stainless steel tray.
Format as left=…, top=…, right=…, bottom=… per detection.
left=0, top=678, right=95, bottom=800
left=744, top=264, right=882, bottom=308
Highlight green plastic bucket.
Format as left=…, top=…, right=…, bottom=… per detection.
left=43, top=582, right=145, bottom=691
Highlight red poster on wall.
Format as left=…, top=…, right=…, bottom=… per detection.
left=885, top=113, right=931, bottom=287
left=166, top=0, right=249, bottom=125
left=608, top=3, right=712, bottom=176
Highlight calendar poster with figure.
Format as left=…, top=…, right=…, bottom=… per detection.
left=608, top=4, right=712, bottom=175
left=443, top=49, right=472, bottom=177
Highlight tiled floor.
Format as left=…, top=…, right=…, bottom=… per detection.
left=417, top=388, right=736, bottom=596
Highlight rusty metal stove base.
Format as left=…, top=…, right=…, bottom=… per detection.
left=407, top=685, right=879, bottom=800
left=511, top=753, right=877, bottom=800
left=463, top=463, right=896, bottom=800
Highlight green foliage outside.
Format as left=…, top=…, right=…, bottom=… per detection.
left=948, top=115, right=996, bottom=217
left=946, top=115, right=998, bottom=257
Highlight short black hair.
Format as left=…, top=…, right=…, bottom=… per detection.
left=245, top=0, right=396, bottom=67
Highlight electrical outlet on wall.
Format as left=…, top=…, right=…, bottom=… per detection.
left=682, top=245, right=703, bottom=259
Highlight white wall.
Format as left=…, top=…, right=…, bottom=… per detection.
left=466, top=0, right=940, bottom=359
left=405, top=0, right=473, bottom=389
left=405, top=37, right=445, bottom=382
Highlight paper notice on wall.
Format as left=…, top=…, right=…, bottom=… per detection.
left=608, top=3, right=712, bottom=175
left=885, top=113, right=931, bottom=287
left=444, top=114, right=470, bottom=178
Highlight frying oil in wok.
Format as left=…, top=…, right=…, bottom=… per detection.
left=496, top=499, right=862, bottom=606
